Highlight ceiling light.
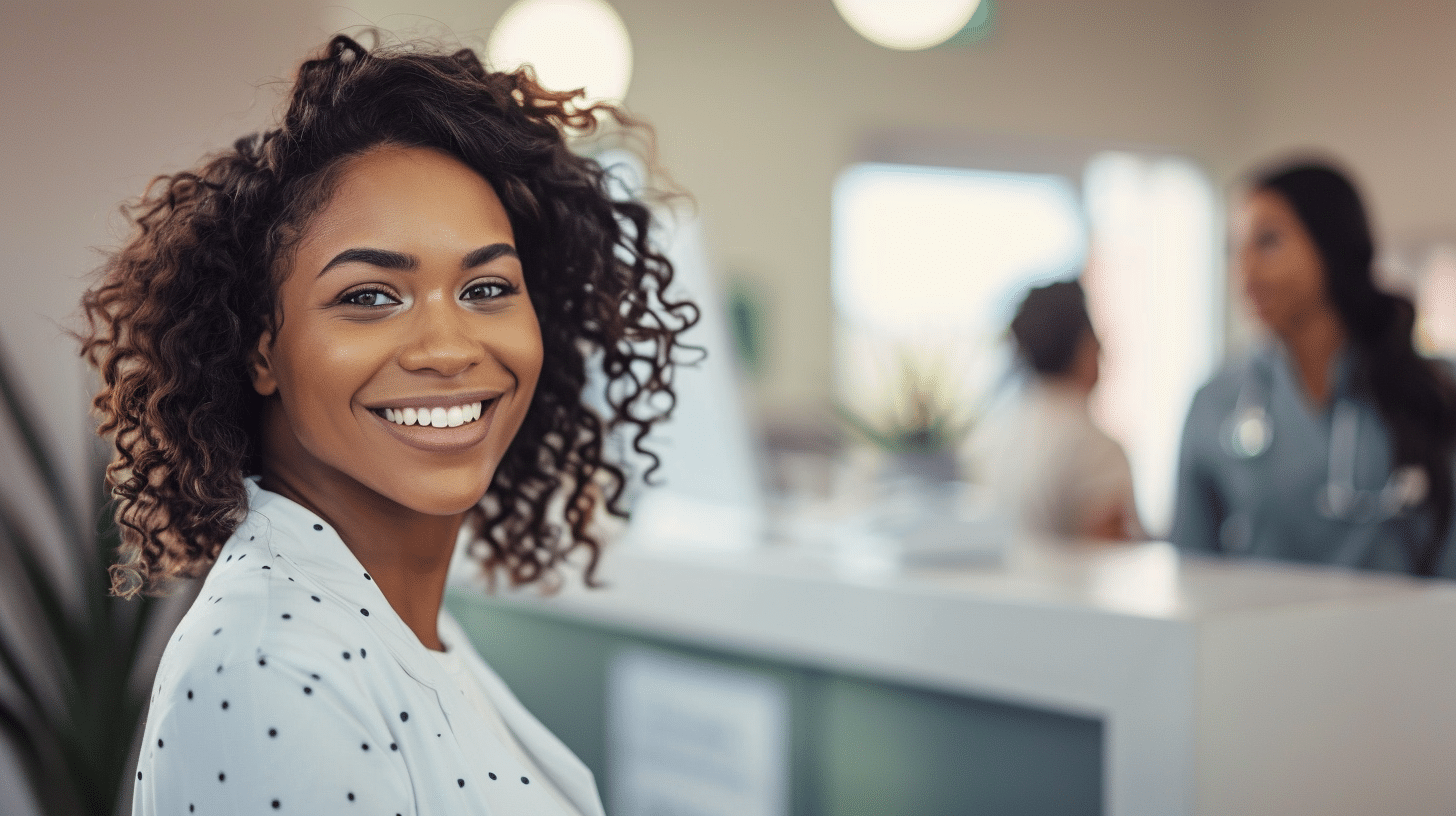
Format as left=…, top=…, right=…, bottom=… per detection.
left=832, top=0, right=983, bottom=51
left=487, top=0, right=633, bottom=106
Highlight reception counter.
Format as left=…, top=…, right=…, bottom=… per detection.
left=448, top=538, right=1456, bottom=816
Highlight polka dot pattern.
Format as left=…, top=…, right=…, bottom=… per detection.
left=130, top=480, right=599, bottom=816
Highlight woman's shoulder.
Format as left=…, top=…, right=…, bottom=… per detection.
left=135, top=522, right=416, bottom=815
left=153, top=525, right=388, bottom=706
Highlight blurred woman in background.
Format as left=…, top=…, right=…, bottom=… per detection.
left=1172, top=161, right=1456, bottom=577
left=974, top=279, right=1143, bottom=541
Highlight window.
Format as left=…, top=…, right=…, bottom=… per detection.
left=832, top=164, right=1085, bottom=437
left=1414, top=245, right=1456, bottom=356
left=1082, top=154, right=1220, bottom=534
left=832, top=154, right=1219, bottom=535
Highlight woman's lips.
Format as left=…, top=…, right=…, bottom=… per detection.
left=366, top=397, right=501, bottom=453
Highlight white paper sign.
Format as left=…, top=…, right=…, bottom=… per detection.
left=607, top=648, right=788, bottom=816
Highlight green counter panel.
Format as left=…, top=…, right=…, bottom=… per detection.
left=447, top=589, right=1102, bottom=815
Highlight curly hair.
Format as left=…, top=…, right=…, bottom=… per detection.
left=79, top=35, right=698, bottom=597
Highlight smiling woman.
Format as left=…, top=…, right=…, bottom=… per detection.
left=77, top=35, right=695, bottom=816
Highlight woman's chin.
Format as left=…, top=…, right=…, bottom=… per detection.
left=369, top=478, right=494, bottom=518
left=405, top=492, right=491, bottom=518
left=1248, top=304, right=1288, bottom=337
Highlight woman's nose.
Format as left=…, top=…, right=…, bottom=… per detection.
left=397, top=295, right=484, bottom=377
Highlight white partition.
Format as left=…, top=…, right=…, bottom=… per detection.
left=591, top=150, right=765, bottom=549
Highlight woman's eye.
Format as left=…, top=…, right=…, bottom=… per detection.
left=340, top=288, right=401, bottom=307
left=462, top=280, right=516, bottom=301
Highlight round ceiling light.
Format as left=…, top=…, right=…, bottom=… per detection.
left=486, top=0, right=633, bottom=106
left=831, top=0, right=983, bottom=51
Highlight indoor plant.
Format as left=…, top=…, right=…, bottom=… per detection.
left=0, top=345, right=166, bottom=816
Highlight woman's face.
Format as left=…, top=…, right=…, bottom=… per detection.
left=251, top=145, right=543, bottom=517
left=1234, top=188, right=1334, bottom=338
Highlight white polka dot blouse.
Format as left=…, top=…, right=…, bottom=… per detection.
left=132, top=478, right=604, bottom=816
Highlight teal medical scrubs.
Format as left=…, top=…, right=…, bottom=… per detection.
left=1171, top=344, right=1456, bottom=579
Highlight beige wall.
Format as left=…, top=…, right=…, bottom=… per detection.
left=1232, top=0, right=1456, bottom=241
left=0, top=0, right=330, bottom=494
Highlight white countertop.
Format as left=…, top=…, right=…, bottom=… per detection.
left=459, top=537, right=1456, bottom=816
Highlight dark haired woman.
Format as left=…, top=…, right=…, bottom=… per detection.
left=1172, top=161, right=1456, bottom=578
left=80, top=36, right=695, bottom=814
left=973, top=279, right=1143, bottom=540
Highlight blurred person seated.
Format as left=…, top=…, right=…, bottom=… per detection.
left=972, top=280, right=1144, bottom=541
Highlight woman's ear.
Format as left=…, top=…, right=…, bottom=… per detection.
left=249, top=331, right=279, bottom=396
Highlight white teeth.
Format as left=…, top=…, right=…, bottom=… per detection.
left=381, top=401, right=485, bottom=427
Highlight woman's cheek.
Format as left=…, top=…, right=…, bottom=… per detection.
left=502, top=309, right=545, bottom=389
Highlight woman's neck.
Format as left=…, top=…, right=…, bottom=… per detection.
left=331, top=501, right=461, bottom=653
left=1281, top=306, right=1347, bottom=406
left=258, top=460, right=461, bottom=652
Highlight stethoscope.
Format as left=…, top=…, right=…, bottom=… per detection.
left=1221, top=360, right=1427, bottom=525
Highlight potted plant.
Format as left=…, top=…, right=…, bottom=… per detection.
left=835, top=353, right=978, bottom=483
left=0, top=345, right=180, bottom=816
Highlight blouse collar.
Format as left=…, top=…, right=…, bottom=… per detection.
left=241, top=476, right=443, bottom=682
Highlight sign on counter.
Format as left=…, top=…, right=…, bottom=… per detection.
left=607, top=648, right=789, bottom=816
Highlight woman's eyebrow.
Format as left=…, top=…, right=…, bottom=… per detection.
left=317, top=248, right=416, bottom=277
left=462, top=243, right=518, bottom=269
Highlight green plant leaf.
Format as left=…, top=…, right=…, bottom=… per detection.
left=0, top=346, right=85, bottom=553
left=0, top=698, right=84, bottom=816
left=0, top=496, right=85, bottom=685
left=833, top=348, right=981, bottom=456
left=0, top=340, right=165, bottom=816
left=0, top=503, right=67, bottom=720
